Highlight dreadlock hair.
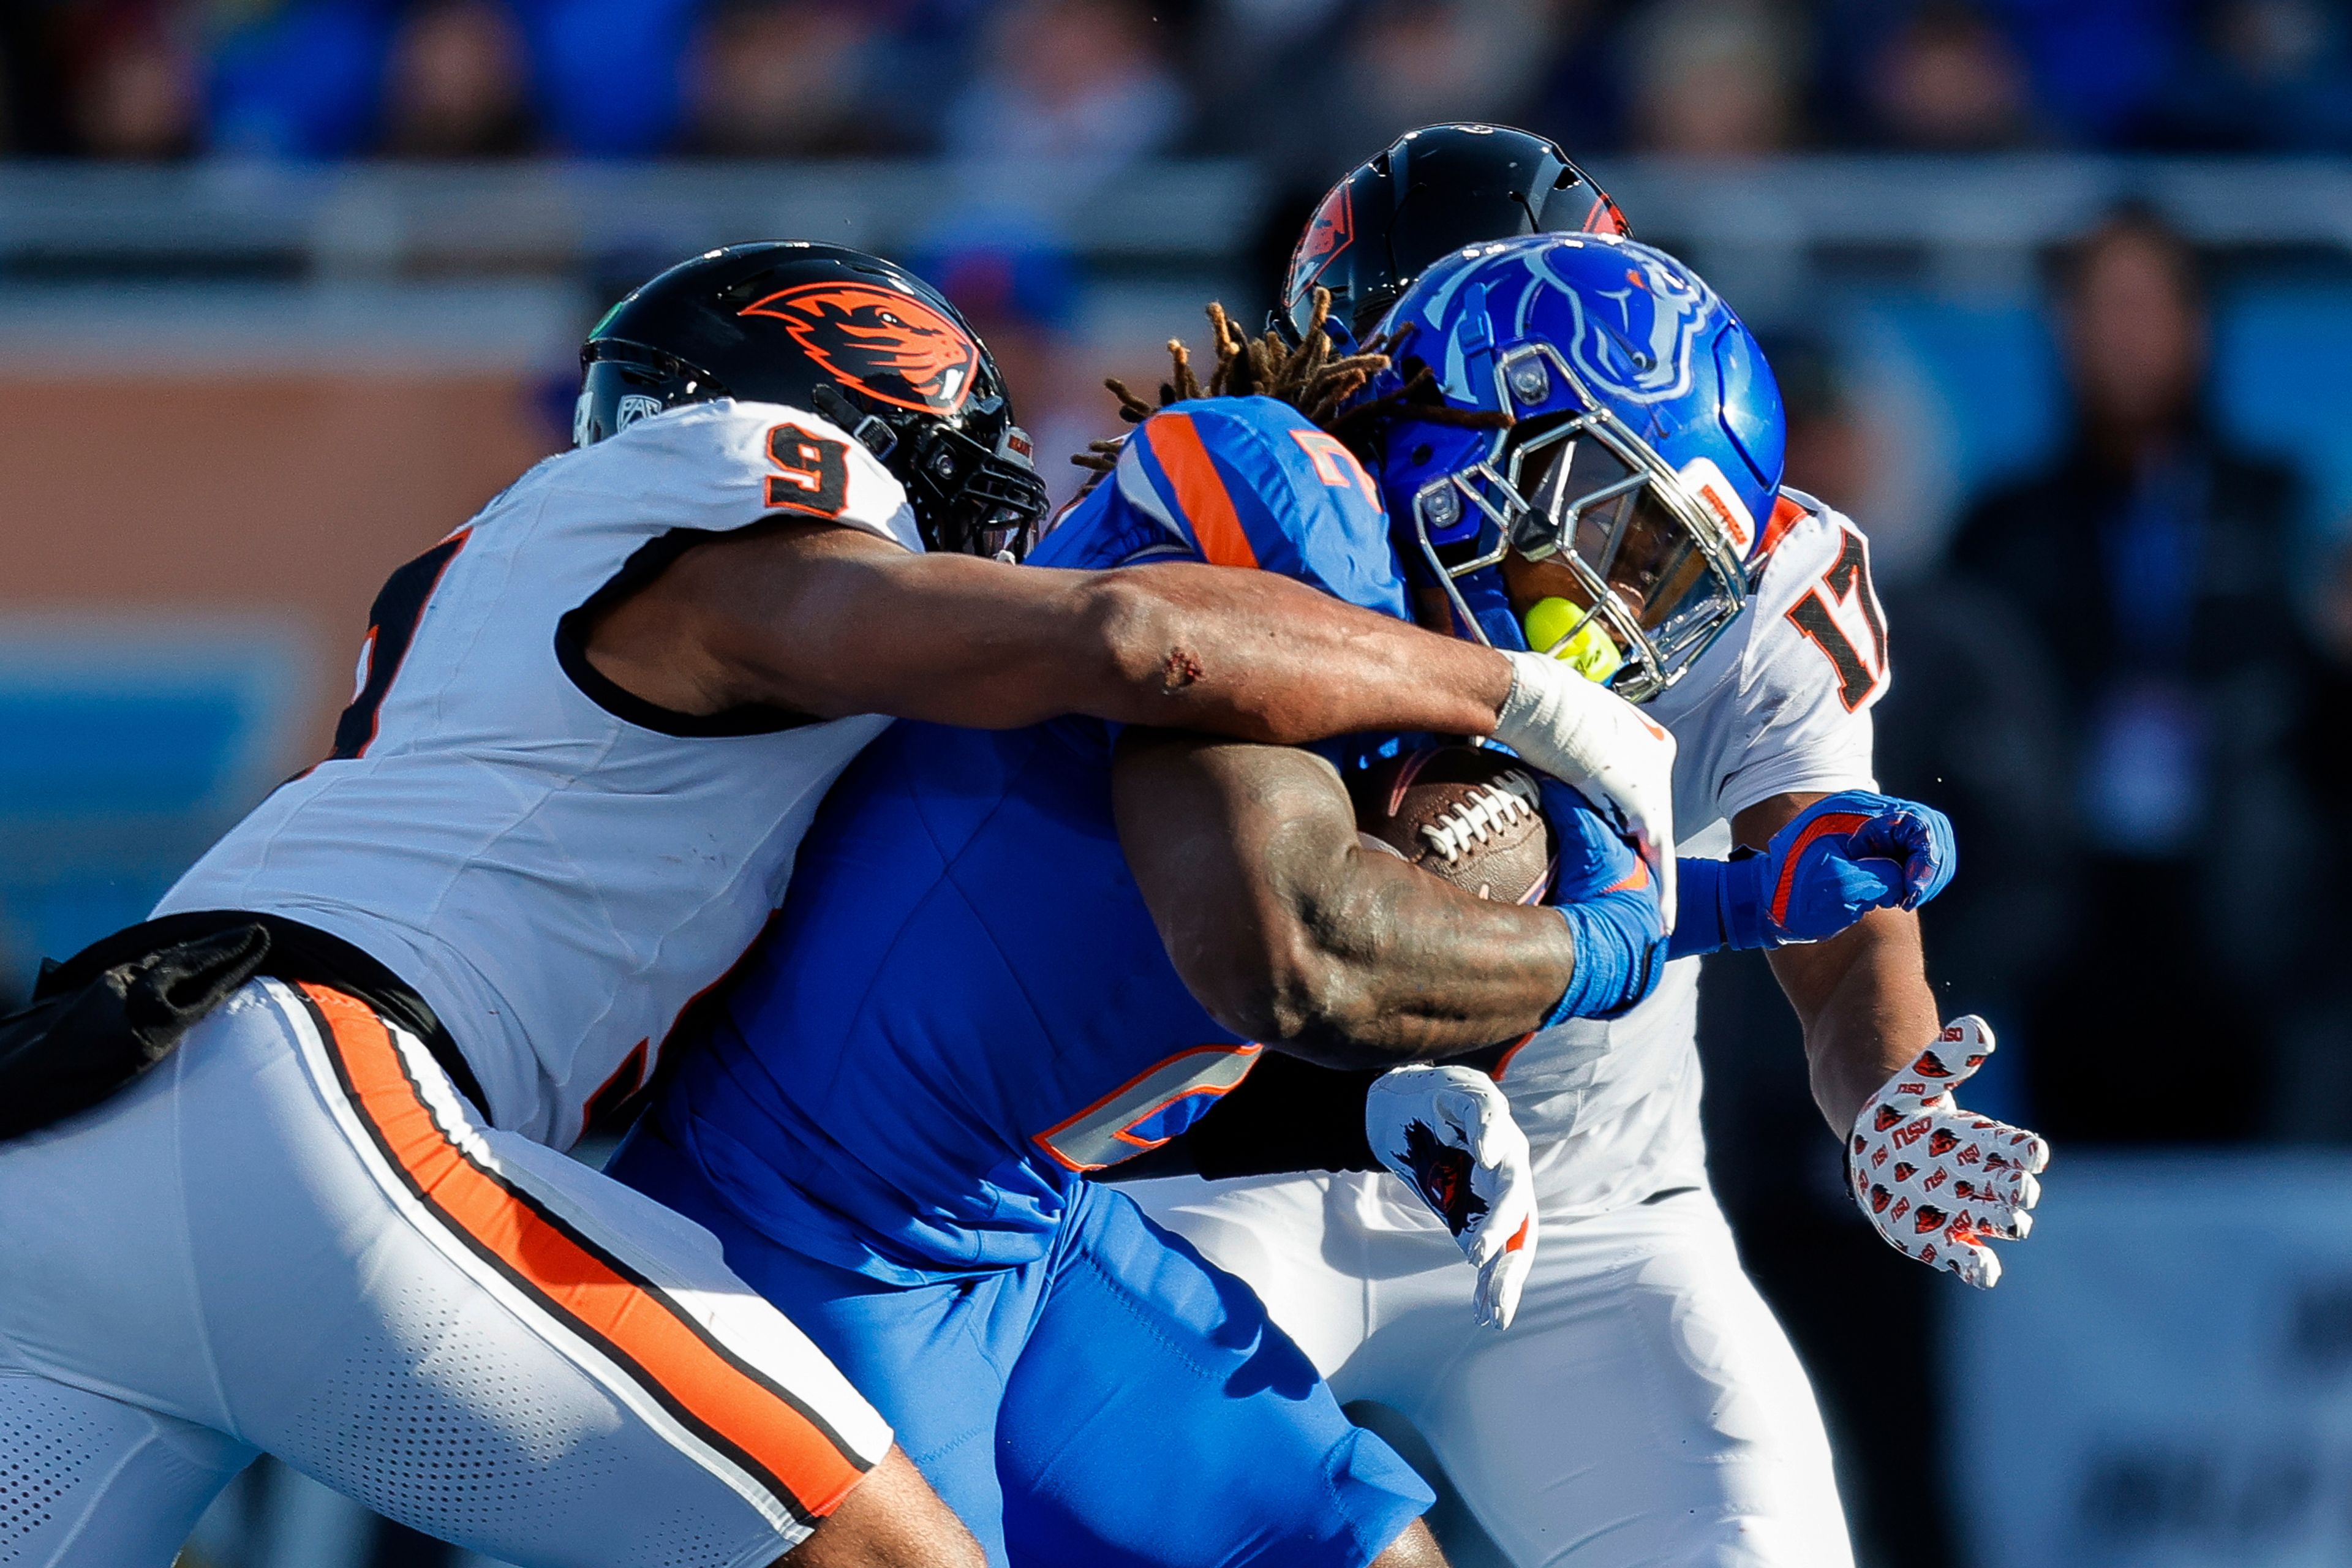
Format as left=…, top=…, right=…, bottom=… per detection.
left=1070, top=287, right=1517, bottom=476
left=1072, top=288, right=1390, bottom=474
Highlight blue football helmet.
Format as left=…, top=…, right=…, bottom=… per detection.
left=1359, top=233, right=1785, bottom=703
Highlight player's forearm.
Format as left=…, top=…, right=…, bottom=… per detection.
left=1269, top=853, right=1580, bottom=1066
left=1116, top=731, right=1573, bottom=1066
left=621, top=525, right=1513, bottom=737
left=1065, top=564, right=1512, bottom=744
left=1767, top=908, right=1942, bottom=1133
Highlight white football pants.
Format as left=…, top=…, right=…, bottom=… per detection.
left=1132, top=1172, right=1855, bottom=1568
left=0, top=978, right=892, bottom=1568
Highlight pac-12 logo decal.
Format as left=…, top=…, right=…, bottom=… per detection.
left=1286, top=182, right=1354, bottom=304
left=615, top=393, right=665, bottom=430
left=1557, top=245, right=1719, bottom=405
left=737, top=282, right=980, bottom=416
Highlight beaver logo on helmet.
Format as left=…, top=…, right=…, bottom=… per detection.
left=739, top=282, right=981, bottom=417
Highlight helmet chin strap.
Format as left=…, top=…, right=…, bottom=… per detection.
left=810, top=383, right=899, bottom=461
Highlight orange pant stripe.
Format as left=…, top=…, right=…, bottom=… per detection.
left=295, top=982, right=869, bottom=1524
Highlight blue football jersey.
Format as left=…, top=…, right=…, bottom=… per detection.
left=654, top=398, right=1409, bottom=1282
left=1030, top=396, right=1404, bottom=609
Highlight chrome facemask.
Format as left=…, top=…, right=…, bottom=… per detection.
left=1404, top=341, right=1754, bottom=703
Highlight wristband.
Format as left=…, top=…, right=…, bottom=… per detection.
left=1667, top=857, right=1726, bottom=960
left=1662, top=851, right=1772, bottom=960
left=1545, top=889, right=1664, bottom=1024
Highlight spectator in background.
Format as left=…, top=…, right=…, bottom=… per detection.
left=680, top=0, right=894, bottom=156
left=2153, top=0, right=2352, bottom=151
left=1626, top=0, right=1805, bottom=155
left=1232, top=0, right=1558, bottom=181
left=1865, top=0, right=2035, bottom=149
left=1323, top=0, right=1555, bottom=150
left=379, top=0, right=533, bottom=157
left=1204, top=0, right=1351, bottom=61
left=1976, top=0, right=2193, bottom=147
left=208, top=0, right=396, bottom=159
left=0, top=23, right=18, bottom=154
left=67, top=1, right=200, bottom=159
left=2285, top=536, right=2352, bottom=1139
left=1947, top=206, right=2317, bottom=1145
left=944, top=0, right=1188, bottom=164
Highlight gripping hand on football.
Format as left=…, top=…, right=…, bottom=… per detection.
left=1849, top=1016, right=2047, bottom=1289
left=1491, top=649, right=1678, bottom=929
left=1537, top=780, right=1668, bottom=1022
left=1366, top=1064, right=1537, bottom=1330
left=1670, top=790, right=1955, bottom=961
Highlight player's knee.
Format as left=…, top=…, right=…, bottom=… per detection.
left=1370, top=1517, right=1452, bottom=1568
left=775, top=1446, right=985, bottom=1568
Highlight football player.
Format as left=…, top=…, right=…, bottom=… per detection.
left=603, top=287, right=1940, bottom=1568
left=1126, top=130, right=2051, bottom=1568
left=0, top=242, right=1678, bottom=1568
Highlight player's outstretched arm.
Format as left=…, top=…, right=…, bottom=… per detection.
left=1736, top=790, right=2047, bottom=1287
left=1110, top=728, right=1592, bottom=1066
left=1731, top=791, right=1945, bottom=1133
left=585, top=522, right=1511, bottom=742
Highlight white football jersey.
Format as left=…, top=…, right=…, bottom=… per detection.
left=1500, top=492, right=1890, bottom=1212
left=160, top=400, right=921, bottom=1149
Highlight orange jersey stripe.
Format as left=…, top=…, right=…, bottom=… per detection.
left=296, top=984, right=868, bottom=1523
left=1604, top=856, right=1653, bottom=895
left=1144, top=413, right=1261, bottom=569
left=1755, top=493, right=1808, bottom=560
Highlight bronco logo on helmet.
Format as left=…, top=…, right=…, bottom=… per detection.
left=1544, top=245, right=1721, bottom=406
left=738, top=282, right=982, bottom=417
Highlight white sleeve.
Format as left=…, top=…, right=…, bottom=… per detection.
left=1707, top=502, right=1888, bottom=827
left=630, top=399, right=926, bottom=554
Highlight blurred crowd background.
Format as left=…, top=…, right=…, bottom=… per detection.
left=8, top=0, right=2352, bottom=163
left=6, top=2, right=2352, bottom=1566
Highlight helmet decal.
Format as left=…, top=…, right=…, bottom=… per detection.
left=1676, top=454, right=1754, bottom=555
left=737, top=282, right=981, bottom=416
left=1581, top=190, right=1633, bottom=238
left=1286, top=182, right=1354, bottom=305
left=1542, top=244, right=1721, bottom=406
left=614, top=393, right=665, bottom=431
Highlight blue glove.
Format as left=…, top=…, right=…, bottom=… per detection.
left=1537, top=780, right=1668, bottom=1023
left=1669, top=790, right=1956, bottom=960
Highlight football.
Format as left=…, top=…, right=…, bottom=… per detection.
left=1351, top=744, right=1556, bottom=903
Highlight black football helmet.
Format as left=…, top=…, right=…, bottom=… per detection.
left=576, top=242, right=1049, bottom=560
left=1280, top=123, right=1630, bottom=344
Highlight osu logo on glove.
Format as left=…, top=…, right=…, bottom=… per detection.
left=1847, top=1016, right=2048, bottom=1290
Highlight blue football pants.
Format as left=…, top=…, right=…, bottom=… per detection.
left=611, top=1125, right=1433, bottom=1568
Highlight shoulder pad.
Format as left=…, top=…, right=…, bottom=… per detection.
left=598, top=399, right=921, bottom=552
left=1116, top=398, right=1406, bottom=619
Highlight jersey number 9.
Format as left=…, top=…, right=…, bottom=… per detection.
left=764, top=424, right=851, bottom=518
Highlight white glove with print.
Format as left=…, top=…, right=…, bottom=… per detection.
left=1849, top=1016, right=2049, bottom=1289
